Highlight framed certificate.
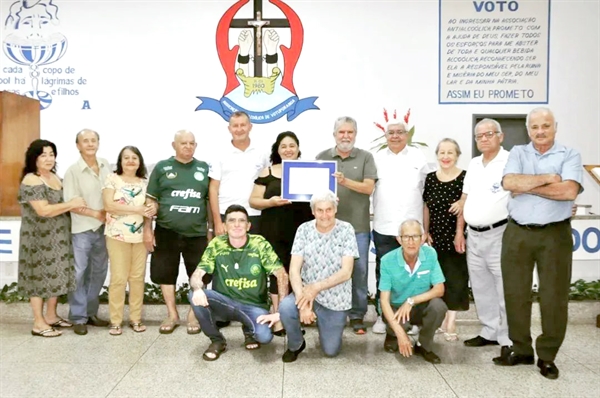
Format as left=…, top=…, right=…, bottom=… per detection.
left=281, top=160, right=337, bottom=202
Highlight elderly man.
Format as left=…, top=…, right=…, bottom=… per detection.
left=144, top=130, right=211, bottom=335
left=461, top=119, right=512, bottom=350
left=372, top=120, right=429, bottom=334
left=379, top=220, right=447, bottom=364
left=209, top=111, right=269, bottom=236
left=63, top=129, right=111, bottom=335
left=316, top=117, right=377, bottom=335
left=277, top=190, right=358, bottom=362
left=494, top=107, right=583, bottom=380
left=188, top=205, right=288, bottom=361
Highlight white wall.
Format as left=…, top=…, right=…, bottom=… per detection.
left=0, top=1, right=597, bottom=214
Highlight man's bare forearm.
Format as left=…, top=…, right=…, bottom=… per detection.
left=190, top=268, right=205, bottom=291
left=503, top=173, right=560, bottom=193
left=527, top=181, right=580, bottom=201
left=275, top=268, right=289, bottom=303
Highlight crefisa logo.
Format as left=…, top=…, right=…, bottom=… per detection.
left=195, top=0, right=319, bottom=124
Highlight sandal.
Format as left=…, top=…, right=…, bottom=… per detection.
left=129, top=322, right=147, bottom=333
left=48, top=317, right=73, bottom=328
left=444, top=332, right=459, bottom=342
left=159, top=318, right=179, bottom=334
left=109, top=325, right=122, bottom=336
left=31, top=328, right=61, bottom=338
left=244, top=335, right=261, bottom=350
left=202, top=341, right=227, bottom=361
left=436, top=327, right=446, bottom=334
left=187, top=322, right=201, bottom=335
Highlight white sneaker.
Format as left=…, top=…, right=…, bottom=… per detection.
left=372, top=316, right=386, bottom=334
left=407, top=325, right=421, bottom=336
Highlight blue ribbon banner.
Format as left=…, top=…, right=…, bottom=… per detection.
left=195, top=95, right=319, bottom=124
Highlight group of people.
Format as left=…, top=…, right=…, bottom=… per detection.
left=17, top=107, right=582, bottom=380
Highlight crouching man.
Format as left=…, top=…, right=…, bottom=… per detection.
left=188, top=204, right=288, bottom=361
left=380, top=219, right=447, bottom=364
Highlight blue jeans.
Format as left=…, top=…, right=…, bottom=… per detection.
left=349, top=232, right=370, bottom=321
left=372, top=230, right=401, bottom=315
left=189, top=290, right=273, bottom=345
left=68, top=227, right=109, bottom=324
left=279, top=294, right=349, bottom=357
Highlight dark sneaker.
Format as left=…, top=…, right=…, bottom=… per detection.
left=282, top=340, right=306, bottom=363
left=414, top=345, right=441, bottom=364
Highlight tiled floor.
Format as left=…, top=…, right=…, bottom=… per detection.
left=1, top=315, right=599, bottom=398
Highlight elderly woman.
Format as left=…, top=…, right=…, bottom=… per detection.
left=249, top=132, right=312, bottom=335
left=271, top=190, right=358, bottom=362
left=102, top=146, right=153, bottom=336
left=422, top=138, right=469, bottom=341
left=18, top=139, right=86, bottom=337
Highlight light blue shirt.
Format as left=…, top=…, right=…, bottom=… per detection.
left=503, top=142, right=583, bottom=224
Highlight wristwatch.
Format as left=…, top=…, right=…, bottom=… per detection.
left=407, top=297, right=414, bottom=306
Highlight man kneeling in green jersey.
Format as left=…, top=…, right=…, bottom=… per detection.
left=188, top=204, right=289, bottom=361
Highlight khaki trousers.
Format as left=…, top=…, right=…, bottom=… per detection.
left=106, top=238, right=147, bottom=325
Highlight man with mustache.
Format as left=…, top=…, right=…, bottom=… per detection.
left=316, top=117, right=378, bottom=335
left=494, top=107, right=583, bottom=380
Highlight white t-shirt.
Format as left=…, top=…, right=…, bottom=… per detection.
left=463, top=148, right=510, bottom=227
left=208, top=141, right=269, bottom=216
left=373, top=146, right=429, bottom=236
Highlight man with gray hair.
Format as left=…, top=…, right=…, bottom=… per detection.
left=316, top=117, right=377, bottom=335
left=460, top=118, right=512, bottom=350
left=144, top=130, right=211, bottom=335
left=495, top=107, right=583, bottom=380
left=63, top=129, right=111, bottom=335
left=277, top=190, right=359, bottom=362
left=379, top=219, right=447, bottom=364
left=372, top=119, right=429, bottom=334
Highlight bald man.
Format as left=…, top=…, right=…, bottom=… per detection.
left=144, top=130, right=213, bottom=335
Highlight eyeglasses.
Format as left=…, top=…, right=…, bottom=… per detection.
left=474, top=131, right=500, bottom=141
left=400, top=234, right=422, bottom=242
left=387, top=130, right=407, bottom=136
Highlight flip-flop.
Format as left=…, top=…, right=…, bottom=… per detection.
left=49, top=317, right=73, bottom=328
left=444, top=332, right=459, bottom=342
left=203, top=341, right=227, bottom=361
left=159, top=319, right=179, bottom=334
left=244, top=335, right=261, bottom=350
left=187, top=322, right=201, bottom=335
left=109, top=325, right=122, bottom=336
left=129, top=322, right=147, bottom=333
left=31, top=328, right=61, bottom=338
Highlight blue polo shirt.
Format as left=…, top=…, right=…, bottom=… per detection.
left=379, top=245, right=445, bottom=307
left=503, top=142, right=583, bottom=224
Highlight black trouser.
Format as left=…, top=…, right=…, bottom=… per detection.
left=373, top=230, right=401, bottom=315
left=384, top=299, right=447, bottom=351
left=501, top=218, right=572, bottom=361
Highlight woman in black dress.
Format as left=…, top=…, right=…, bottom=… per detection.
left=249, top=132, right=312, bottom=335
left=423, top=138, right=469, bottom=341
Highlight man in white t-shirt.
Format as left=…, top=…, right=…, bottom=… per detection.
left=372, top=121, right=429, bottom=334
left=461, top=118, right=512, bottom=351
left=208, top=111, right=269, bottom=236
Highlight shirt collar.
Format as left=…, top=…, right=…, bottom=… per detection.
left=230, top=140, right=256, bottom=153
left=525, top=141, right=566, bottom=156
left=399, top=247, right=423, bottom=276
left=475, top=147, right=509, bottom=165
left=330, top=147, right=358, bottom=159
left=385, top=146, right=409, bottom=156
left=77, top=156, right=105, bottom=172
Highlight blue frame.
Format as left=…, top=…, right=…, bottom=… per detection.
left=281, top=160, right=337, bottom=202
left=438, top=0, right=551, bottom=104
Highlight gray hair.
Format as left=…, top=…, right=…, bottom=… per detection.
left=435, top=138, right=462, bottom=157
left=399, top=219, right=425, bottom=236
left=474, top=118, right=502, bottom=135
left=333, top=116, right=358, bottom=135
left=310, top=190, right=338, bottom=211
left=386, top=121, right=409, bottom=132
left=75, top=128, right=100, bottom=143
left=526, top=107, right=556, bottom=128
left=174, top=129, right=195, bottom=141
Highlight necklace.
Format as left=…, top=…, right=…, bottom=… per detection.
left=231, top=248, right=244, bottom=270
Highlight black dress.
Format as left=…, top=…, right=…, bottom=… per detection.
left=254, top=169, right=313, bottom=293
left=423, top=170, right=469, bottom=311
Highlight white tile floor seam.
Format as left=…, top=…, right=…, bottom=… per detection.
left=1, top=320, right=599, bottom=397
